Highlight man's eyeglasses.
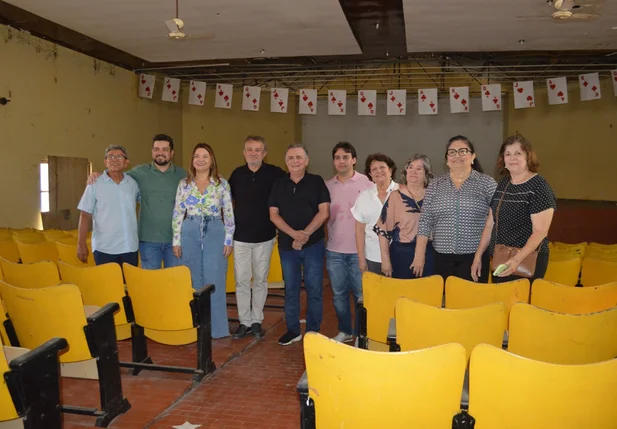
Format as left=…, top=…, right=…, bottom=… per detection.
left=446, top=148, right=471, bottom=157
left=106, top=154, right=126, bottom=161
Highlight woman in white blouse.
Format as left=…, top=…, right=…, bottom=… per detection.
left=172, top=143, right=235, bottom=339
left=351, top=153, right=399, bottom=274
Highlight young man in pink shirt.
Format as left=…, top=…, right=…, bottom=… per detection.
left=325, top=142, right=372, bottom=343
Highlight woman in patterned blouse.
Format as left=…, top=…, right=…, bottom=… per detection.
left=374, top=154, right=435, bottom=279
left=411, top=136, right=497, bottom=282
left=172, top=143, right=235, bottom=339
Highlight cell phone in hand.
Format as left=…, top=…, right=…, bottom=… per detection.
left=493, top=264, right=509, bottom=276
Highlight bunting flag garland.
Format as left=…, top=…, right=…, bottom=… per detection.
left=513, top=81, right=535, bottom=109
left=215, top=84, right=233, bottom=109
left=270, top=88, right=289, bottom=113
left=188, top=80, right=206, bottom=106
left=162, top=77, right=180, bottom=102
left=138, top=73, right=155, bottom=99
left=328, top=90, right=347, bottom=115
left=546, top=77, right=568, bottom=105
left=418, top=88, right=438, bottom=115
left=387, top=90, right=406, bottom=115
left=357, top=90, right=376, bottom=116
left=579, top=72, right=601, bottom=101
left=299, top=89, right=317, bottom=115
left=449, top=87, right=470, bottom=113
left=480, top=84, right=502, bottom=112
left=241, top=86, right=261, bottom=111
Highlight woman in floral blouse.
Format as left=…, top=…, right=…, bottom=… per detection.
left=172, top=143, right=235, bottom=339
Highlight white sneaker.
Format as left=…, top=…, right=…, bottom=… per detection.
left=332, top=332, right=354, bottom=343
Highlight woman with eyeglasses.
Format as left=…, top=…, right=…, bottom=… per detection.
left=411, top=136, right=497, bottom=282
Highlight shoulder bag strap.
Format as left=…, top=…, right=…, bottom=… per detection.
left=493, top=181, right=510, bottom=244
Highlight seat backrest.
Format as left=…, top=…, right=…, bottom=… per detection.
left=123, top=263, right=195, bottom=331
left=581, top=257, right=617, bottom=286
left=0, top=306, right=9, bottom=346
left=363, top=272, right=443, bottom=343
left=15, top=241, right=58, bottom=264
left=531, top=279, right=617, bottom=314
left=396, top=298, right=506, bottom=362
left=304, top=332, right=466, bottom=429
left=0, top=281, right=91, bottom=363
left=445, top=276, right=530, bottom=316
left=543, top=257, right=581, bottom=286
left=58, top=261, right=128, bottom=325
left=0, top=346, right=18, bottom=421
left=0, top=258, right=60, bottom=288
left=468, top=344, right=617, bottom=428
left=0, top=241, right=20, bottom=264
left=509, top=303, right=617, bottom=364
left=56, top=242, right=94, bottom=266
left=550, top=241, right=588, bottom=257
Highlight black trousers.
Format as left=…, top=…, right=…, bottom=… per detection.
left=434, top=251, right=490, bottom=283
left=93, top=250, right=139, bottom=268
left=491, top=251, right=549, bottom=283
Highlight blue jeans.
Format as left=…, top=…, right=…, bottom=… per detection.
left=279, top=240, right=325, bottom=335
left=326, top=251, right=362, bottom=335
left=139, top=241, right=180, bottom=269
left=179, top=216, right=230, bottom=339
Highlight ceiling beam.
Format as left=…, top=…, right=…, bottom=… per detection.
left=0, top=0, right=149, bottom=70
left=338, top=0, right=407, bottom=58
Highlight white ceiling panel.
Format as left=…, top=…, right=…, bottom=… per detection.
left=5, top=0, right=362, bottom=62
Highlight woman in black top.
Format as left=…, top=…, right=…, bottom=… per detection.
left=472, top=134, right=556, bottom=282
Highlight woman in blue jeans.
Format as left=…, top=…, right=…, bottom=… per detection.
left=172, top=143, right=235, bottom=339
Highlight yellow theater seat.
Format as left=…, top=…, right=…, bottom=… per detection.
left=467, top=344, right=617, bottom=428
left=543, top=257, right=581, bottom=286
left=15, top=241, right=58, bottom=264
left=56, top=241, right=94, bottom=266
left=531, top=279, right=617, bottom=314
left=0, top=258, right=59, bottom=289
left=581, top=257, right=617, bottom=286
left=0, top=241, right=20, bottom=263
left=57, top=261, right=131, bottom=340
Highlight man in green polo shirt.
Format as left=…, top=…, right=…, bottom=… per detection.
left=89, top=134, right=186, bottom=269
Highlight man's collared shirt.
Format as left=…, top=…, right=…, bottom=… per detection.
left=325, top=171, right=372, bottom=254
left=78, top=171, right=140, bottom=254
left=268, top=172, right=331, bottom=251
left=127, top=162, right=186, bottom=244
left=229, top=162, right=286, bottom=243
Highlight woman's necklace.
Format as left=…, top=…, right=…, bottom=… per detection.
left=405, top=184, right=423, bottom=208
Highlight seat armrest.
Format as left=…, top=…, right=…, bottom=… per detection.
left=194, top=284, right=215, bottom=298
left=86, top=302, right=119, bottom=324
left=386, top=317, right=396, bottom=344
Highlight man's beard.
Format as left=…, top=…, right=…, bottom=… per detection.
left=154, top=157, right=170, bottom=166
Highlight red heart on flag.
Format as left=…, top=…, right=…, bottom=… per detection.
left=550, top=84, right=556, bottom=90
left=454, top=93, right=460, bottom=100
left=526, top=95, right=533, bottom=101
left=461, top=99, right=467, bottom=105
left=145, top=86, right=150, bottom=92
left=429, top=102, right=435, bottom=108
left=218, top=90, right=224, bottom=96
left=557, top=91, right=563, bottom=97
left=337, top=101, right=343, bottom=108
left=141, top=79, right=146, bottom=84
left=303, top=95, right=308, bottom=101
left=368, top=102, right=373, bottom=108
left=517, top=88, right=524, bottom=93
left=361, top=97, right=366, bottom=103
left=493, top=97, right=498, bottom=105
left=224, top=95, right=229, bottom=101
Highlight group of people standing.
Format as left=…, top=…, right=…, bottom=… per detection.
left=76, top=132, right=556, bottom=347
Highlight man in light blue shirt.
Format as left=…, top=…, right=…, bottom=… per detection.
left=77, top=145, right=140, bottom=266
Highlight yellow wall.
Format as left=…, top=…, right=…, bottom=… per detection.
left=0, top=25, right=183, bottom=228
left=181, top=90, right=296, bottom=177
left=504, top=81, right=617, bottom=201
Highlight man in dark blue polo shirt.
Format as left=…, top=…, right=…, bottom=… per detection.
left=268, top=143, right=330, bottom=346
left=228, top=136, right=286, bottom=340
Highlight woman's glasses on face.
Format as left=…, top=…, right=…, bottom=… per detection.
left=446, top=148, right=471, bottom=157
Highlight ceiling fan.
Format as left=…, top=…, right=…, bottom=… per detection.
left=164, top=0, right=215, bottom=40
left=517, top=0, right=602, bottom=22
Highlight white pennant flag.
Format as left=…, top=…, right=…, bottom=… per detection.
left=241, top=86, right=261, bottom=111
left=579, top=72, right=601, bottom=101
left=481, top=84, right=502, bottom=112
left=271, top=88, right=289, bottom=113
left=138, top=73, right=155, bottom=99
left=418, top=88, right=438, bottom=115
left=299, top=89, right=317, bottom=115
left=612, top=70, right=617, bottom=97
left=357, top=90, right=376, bottom=116
left=449, top=87, right=470, bottom=113
left=387, top=90, right=406, bottom=115
left=215, top=84, right=233, bottom=109
left=328, top=90, right=347, bottom=115
left=513, top=81, right=535, bottom=109
left=188, top=81, right=206, bottom=106
left=162, top=77, right=180, bottom=102
left=546, top=77, right=568, bottom=105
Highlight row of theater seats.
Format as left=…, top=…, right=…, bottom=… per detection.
left=300, top=334, right=617, bottom=429
left=546, top=241, right=617, bottom=286
left=298, top=272, right=617, bottom=428
left=0, top=260, right=217, bottom=428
